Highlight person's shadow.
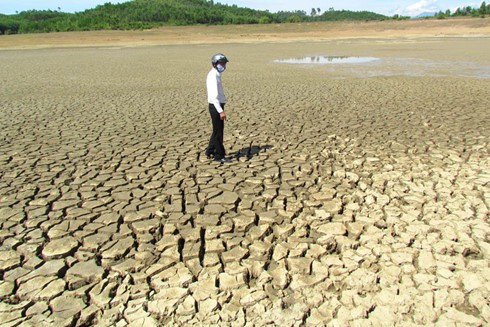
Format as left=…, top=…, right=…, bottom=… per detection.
left=230, top=144, right=273, bottom=160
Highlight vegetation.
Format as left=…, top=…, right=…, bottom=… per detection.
left=0, top=0, right=391, bottom=35
left=2, top=0, right=487, bottom=35
left=435, top=1, right=489, bottom=19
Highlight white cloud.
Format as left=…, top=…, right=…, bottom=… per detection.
left=405, top=0, right=438, bottom=16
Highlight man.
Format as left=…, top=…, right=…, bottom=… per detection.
left=206, top=53, right=232, bottom=164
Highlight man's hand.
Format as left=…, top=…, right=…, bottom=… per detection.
left=220, top=112, right=226, bottom=121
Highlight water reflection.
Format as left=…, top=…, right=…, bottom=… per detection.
left=273, top=56, right=490, bottom=79
left=274, top=56, right=379, bottom=64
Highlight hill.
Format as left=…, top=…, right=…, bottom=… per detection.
left=0, top=0, right=389, bottom=34
left=415, top=12, right=437, bottom=18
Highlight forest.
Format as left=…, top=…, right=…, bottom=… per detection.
left=0, top=0, right=488, bottom=35
left=434, top=1, right=489, bottom=19
left=0, top=0, right=389, bottom=34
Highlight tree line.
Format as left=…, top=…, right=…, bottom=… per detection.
left=1, top=0, right=487, bottom=35
left=435, top=1, right=489, bottom=18
left=0, top=0, right=390, bottom=35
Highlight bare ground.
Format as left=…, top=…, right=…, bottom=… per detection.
left=1, top=17, right=490, bottom=49
left=0, top=18, right=489, bottom=326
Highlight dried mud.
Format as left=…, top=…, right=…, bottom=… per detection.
left=0, top=31, right=489, bottom=326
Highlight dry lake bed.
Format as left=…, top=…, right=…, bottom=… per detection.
left=0, top=21, right=490, bottom=326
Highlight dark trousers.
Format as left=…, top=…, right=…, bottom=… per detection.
left=207, top=103, right=225, bottom=159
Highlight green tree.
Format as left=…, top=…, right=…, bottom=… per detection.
left=436, top=11, right=446, bottom=19
left=259, top=15, right=271, bottom=24
left=287, top=15, right=302, bottom=23
left=479, top=1, right=487, bottom=15
left=0, top=0, right=395, bottom=34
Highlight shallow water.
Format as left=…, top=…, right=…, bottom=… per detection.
left=273, top=56, right=379, bottom=64
left=274, top=56, right=490, bottom=79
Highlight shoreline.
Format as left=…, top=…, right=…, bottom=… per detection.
left=1, top=17, right=489, bottom=50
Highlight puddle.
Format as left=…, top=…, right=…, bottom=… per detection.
left=274, top=56, right=379, bottom=64
left=274, top=55, right=490, bottom=79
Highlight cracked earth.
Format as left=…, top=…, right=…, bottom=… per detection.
left=0, top=37, right=489, bottom=326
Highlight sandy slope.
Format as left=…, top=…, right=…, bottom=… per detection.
left=0, top=17, right=489, bottom=49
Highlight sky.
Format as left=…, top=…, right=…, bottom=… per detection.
left=0, top=0, right=482, bottom=17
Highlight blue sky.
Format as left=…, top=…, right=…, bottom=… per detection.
left=0, top=0, right=482, bottom=17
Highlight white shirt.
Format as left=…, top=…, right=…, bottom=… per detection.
left=207, top=68, right=226, bottom=113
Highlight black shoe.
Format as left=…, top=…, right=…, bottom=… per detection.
left=215, top=157, right=232, bottom=164
left=205, top=152, right=215, bottom=159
